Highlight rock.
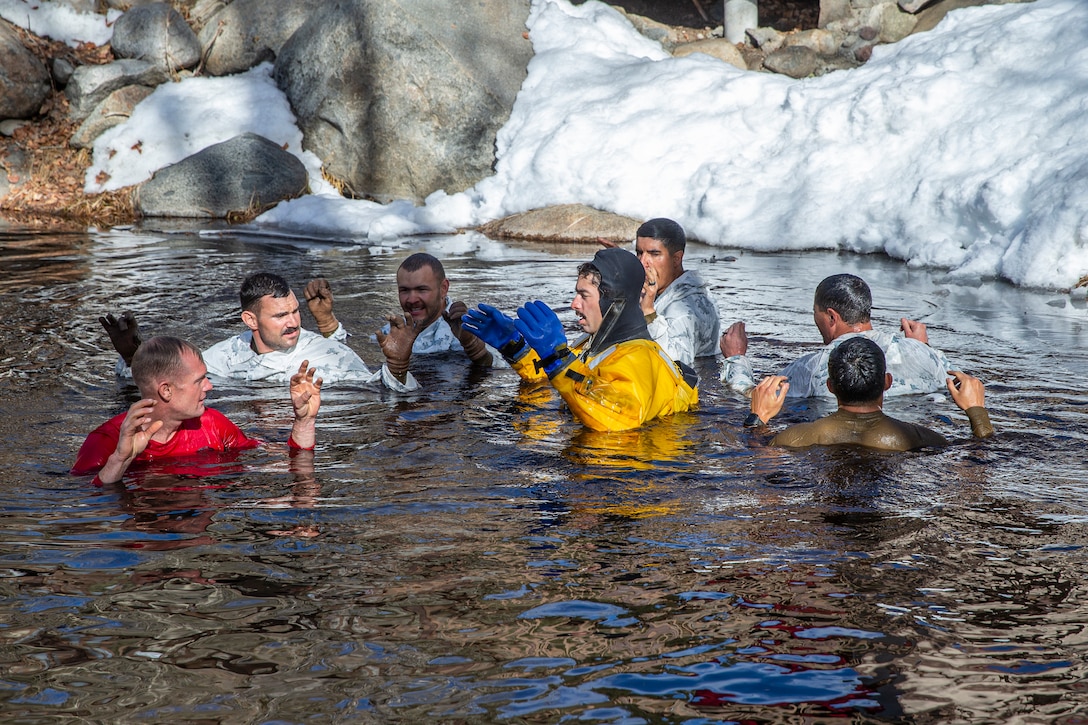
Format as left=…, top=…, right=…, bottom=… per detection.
left=819, top=0, right=853, bottom=26
left=273, top=0, right=532, bottom=202
left=745, top=26, right=783, bottom=52
left=0, top=21, right=51, bottom=119
left=52, top=57, right=75, bottom=87
left=899, top=0, right=939, bottom=11
left=136, top=132, right=308, bottom=218
left=111, top=2, right=202, bottom=71
left=871, top=2, right=917, bottom=43
left=198, top=0, right=321, bottom=76
left=783, top=28, right=842, bottom=57
left=911, top=0, right=1028, bottom=35
left=1, top=119, right=30, bottom=136
left=186, top=0, right=228, bottom=32
left=619, top=12, right=673, bottom=46
left=0, top=145, right=29, bottom=198
left=107, top=0, right=206, bottom=20
left=65, top=59, right=169, bottom=120
left=70, top=85, right=155, bottom=149
left=105, top=0, right=165, bottom=9
left=673, top=39, right=747, bottom=70
left=477, top=205, right=641, bottom=243
left=762, top=45, right=819, bottom=78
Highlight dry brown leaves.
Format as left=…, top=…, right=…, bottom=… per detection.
left=0, top=25, right=136, bottom=229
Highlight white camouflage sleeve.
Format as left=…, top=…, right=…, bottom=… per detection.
left=720, top=354, right=756, bottom=394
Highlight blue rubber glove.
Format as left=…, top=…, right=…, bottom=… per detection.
left=461, top=303, right=527, bottom=361
left=514, top=300, right=573, bottom=377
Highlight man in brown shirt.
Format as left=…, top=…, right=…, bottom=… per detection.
left=744, top=336, right=993, bottom=451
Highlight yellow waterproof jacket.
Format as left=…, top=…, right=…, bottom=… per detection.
left=510, top=339, right=698, bottom=432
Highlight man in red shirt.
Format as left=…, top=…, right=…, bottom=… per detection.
left=72, top=336, right=321, bottom=485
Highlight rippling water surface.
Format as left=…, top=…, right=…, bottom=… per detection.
left=1, top=226, right=1087, bottom=723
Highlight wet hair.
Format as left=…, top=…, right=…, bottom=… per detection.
left=132, top=336, right=203, bottom=395
left=240, top=272, right=292, bottom=313
left=827, top=336, right=886, bottom=405
left=814, top=274, right=871, bottom=324
left=577, top=262, right=614, bottom=303
left=636, top=218, right=686, bottom=255
left=576, top=262, right=602, bottom=286
left=398, top=252, right=445, bottom=281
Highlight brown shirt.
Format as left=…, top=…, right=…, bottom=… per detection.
left=771, top=407, right=993, bottom=452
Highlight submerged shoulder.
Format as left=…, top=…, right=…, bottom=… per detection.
left=869, top=415, right=948, bottom=450
left=770, top=420, right=823, bottom=448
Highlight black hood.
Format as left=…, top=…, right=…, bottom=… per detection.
left=586, top=247, right=651, bottom=354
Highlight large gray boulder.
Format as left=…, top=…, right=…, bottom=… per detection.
left=198, top=0, right=322, bottom=77
left=111, top=3, right=202, bottom=71
left=136, top=132, right=309, bottom=218
left=0, top=21, right=51, bottom=119
left=273, top=0, right=533, bottom=202
left=65, top=59, right=169, bottom=120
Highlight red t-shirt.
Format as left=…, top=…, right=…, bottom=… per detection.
left=72, top=408, right=262, bottom=477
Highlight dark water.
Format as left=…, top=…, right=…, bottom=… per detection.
left=1, top=226, right=1087, bottom=723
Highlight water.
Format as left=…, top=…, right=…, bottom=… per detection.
left=1, top=225, right=1087, bottom=723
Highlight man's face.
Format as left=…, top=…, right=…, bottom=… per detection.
left=571, top=274, right=603, bottom=334
left=246, top=291, right=302, bottom=353
left=398, top=265, right=449, bottom=327
left=167, top=349, right=213, bottom=420
left=813, top=304, right=834, bottom=345
left=635, top=236, right=683, bottom=290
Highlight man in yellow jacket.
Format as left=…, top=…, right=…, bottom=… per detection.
left=462, top=248, right=698, bottom=431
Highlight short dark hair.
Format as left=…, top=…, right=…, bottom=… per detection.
left=398, top=252, right=445, bottom=281
left=827, top=336, right=886, bottom=405
left=576, top=261, right=601, bottom=286
left=132, top=336, right=203, bottom=395
left=636, top=218, right=686, bottom=255
left=577, top=261, right=618, bottom=303
left=240, top=272, right=292, bottom=313
left=814, top=274, right=871, bottom=324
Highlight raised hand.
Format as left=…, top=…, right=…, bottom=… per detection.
left=641, top=264, right=659, bottom=316
left=461, top=303, right=523, bottom=355
left=377, top=314, right=421, bottom=381
left=514, top=300, right=572, bottom=376
left=304, top=278, right=339, bottom=336
left=96, top=398, right=163, bottom=484
left=290, top=360, right=323, bottom=420
left=444, top=300, right=491, bottom=364
left=118, top=398, right=163, bottom=459
left=750, top=375, right=790, bottom=424
left=720, top=321, right=748, bottom=357
left=99, top=311, right=142, bottom=365
left=900, top=318, right=929, bottom=344
left=946, top=370, right=984, bottom=411
left=289, top=360, right=322, bottom=450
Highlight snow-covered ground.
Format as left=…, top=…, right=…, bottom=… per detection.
left=0, top=0, right=118, bottom=46
left=5, top=0, right=1086, bottom=289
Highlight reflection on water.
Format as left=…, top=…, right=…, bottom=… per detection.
left=1, top=226, right=1087, bottom=722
